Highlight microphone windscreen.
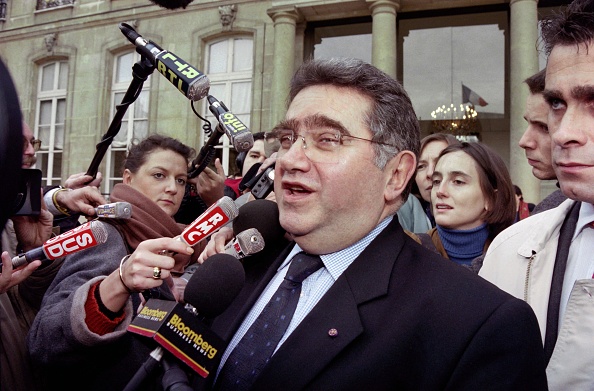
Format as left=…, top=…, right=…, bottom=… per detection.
left=184, top=254, right=245, bottom=318
left=148, top=0, right=193, bottom=9
left=233, top=199, right=285, bottom=243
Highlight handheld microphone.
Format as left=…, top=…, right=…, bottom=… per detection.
left=179, top=196, right=239, bottom=246
left=125, top=254, right=245, bottom=390
left=95, top=202, right=132, bottom=219
left=11, top=220, right=108, bottom=268
left=233, top=199, right=285, bottom=244
left=119, top=23, right=210, bottom=101
left=223, top=228, right=265, bottom=259
left=207, top=95, right=253, bottom=153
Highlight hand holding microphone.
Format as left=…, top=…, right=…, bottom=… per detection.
left=124, top=254, right=245, bottom=391
left=1, top=251, right=41, bottom=294
left=11, top=220, right=108, bottom=268
left=118, top=237, right=195, bottom=295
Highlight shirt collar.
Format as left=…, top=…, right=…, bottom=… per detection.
left=573, top=202, right=594, bottom=240
left=279, top=216, right=394, bottom=281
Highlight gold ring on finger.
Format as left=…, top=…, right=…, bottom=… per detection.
left=152, top=266, right=162, bottom=280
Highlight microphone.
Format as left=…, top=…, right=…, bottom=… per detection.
left=119, top=23, right=210, bottom=101
left=125, top=254, right=245, bottom=390
left=233, top=199, right=285, bottom=244
left=183, top=253, right=246, bottom=318
left=179, top=196, right=239, bottom=247
left=223, top=228, right=265, bottom=259
left=11, top=220, right=108, bottom=268
left=207, top=95, right=253, bottom=153
left=95, top=202, right=132, bottom=219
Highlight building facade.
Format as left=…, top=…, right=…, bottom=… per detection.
left=0, top=0, right=569, bottom=201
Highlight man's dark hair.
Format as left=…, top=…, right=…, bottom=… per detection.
left=541, top=0, right=594, bottom=55
left=524, top=69, right=546, bottom=94
left=288, top=58, right=420, bottom=201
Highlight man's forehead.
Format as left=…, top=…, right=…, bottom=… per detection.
left=546, top=43, right=594, bottom=81
left=22, top=122, right=33, bottom=138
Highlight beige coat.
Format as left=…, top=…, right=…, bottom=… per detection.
left=480, top=199, right=594, bottom=390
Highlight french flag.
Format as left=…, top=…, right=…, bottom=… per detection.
left=462, top=84, right=488, bottom=107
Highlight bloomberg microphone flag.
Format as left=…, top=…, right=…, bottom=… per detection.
left=461, top=83, right=488, bottom=107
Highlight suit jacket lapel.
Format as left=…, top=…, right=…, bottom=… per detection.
left=254, top=218, right=406, bottom=390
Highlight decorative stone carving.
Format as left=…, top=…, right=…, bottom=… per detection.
left=44, top=33, right=57, bottom=52
left=219, top=4, right=237, bottom=31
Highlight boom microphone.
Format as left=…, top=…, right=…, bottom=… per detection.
left=95, top=202, right=132, bottom=219
left=224, top=228, right=265, bottom=259
left=11, top=220, right=108, bottom=268
left=125, top=254, right=245, bottom=390
left=119, top=23, right=210, bottom=101
left=207, top=95, right=253, bottom=152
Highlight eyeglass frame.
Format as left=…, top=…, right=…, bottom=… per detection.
left=23, top=137, right=42, bottom=152
left=265, top=125, right=396, bottom=163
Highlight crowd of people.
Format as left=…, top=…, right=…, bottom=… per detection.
left=1, top=0, right=594, bottom=389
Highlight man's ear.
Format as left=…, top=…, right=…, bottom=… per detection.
left=384, top=150, right=416, bottom=203
left=122, top=169, right=132, bottom=185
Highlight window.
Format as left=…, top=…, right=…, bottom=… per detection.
left=36, top=0, right=74, bottom=11
left=104, top=51, right=151, bottom=194
left=204, top=37, right=253, bottom=177
left=36, top=61, right=68, bottom=186
left=399, top=12, right=506, bottom=143
left=310, top=21, right=372, bottom=63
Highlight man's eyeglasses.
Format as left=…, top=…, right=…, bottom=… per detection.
left=265, top=129, right=393, bottom=164
left=23, top=137, right=42, bottom=152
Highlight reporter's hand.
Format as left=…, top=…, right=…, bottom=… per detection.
left=0, top=251, right=41, bottom=294
left=64, top=172, right=103, bottom=189
left=55, top=186, right=107, bottom=216
left=197, top=226, right=234, bottom=264
left=192, top=158, right=225, bottom=206
left=12, top=191, right=53, bottom=252
left=99, top=237, right=194, bottom=312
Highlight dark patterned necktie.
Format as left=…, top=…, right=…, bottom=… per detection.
left=215, top=252, right=324, bottom=391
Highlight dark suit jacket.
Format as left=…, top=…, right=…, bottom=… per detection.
left=209, top=217, right=548, bottom=390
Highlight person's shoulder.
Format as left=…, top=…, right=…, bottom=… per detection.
left=533, top=189, right=567, bottom=214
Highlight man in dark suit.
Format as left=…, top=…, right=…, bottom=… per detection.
left=205, top=58, right=547, bottom=390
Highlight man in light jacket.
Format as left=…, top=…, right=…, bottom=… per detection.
left=480, top=1, right=594, bottom=389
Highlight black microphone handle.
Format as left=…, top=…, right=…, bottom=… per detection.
left=162, top=358, right=194, bottom=391
left=12, top=247, right=45, bottom=268
left=122, top=347, right=164, bottom=391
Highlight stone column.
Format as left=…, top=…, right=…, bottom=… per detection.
left=367, top=0, right=399, bottom=78
left=510, top=0, right=540, bottom=202
left=267, top=8, right=299, bottom=126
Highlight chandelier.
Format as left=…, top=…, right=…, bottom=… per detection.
left=430, top=103, right=481, bottom=138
